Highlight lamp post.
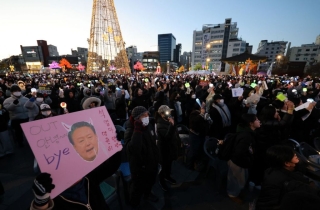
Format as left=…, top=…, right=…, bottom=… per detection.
left=206, top=58, right=210, bottom=70
left=206, top=44, right=210, bottom=70
left=167, top=61, right=170, bottom=73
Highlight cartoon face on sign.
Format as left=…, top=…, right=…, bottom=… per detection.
left=62, top=120, right=99, bottom=162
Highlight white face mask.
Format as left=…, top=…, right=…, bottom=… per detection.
left=218, top=99, right=224, bottom=105
left=191, top=94, right=196, bottom=99
left=36, top=98, right=44, bottom=103
left=119, top=86, right=123, bottom=89
left=141, top=117, right=149, bottom=126
left=13, top=92, right=22, bottom=97
left=41, top=111, right=51, bottom=117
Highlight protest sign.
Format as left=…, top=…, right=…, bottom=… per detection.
left=21, top=107, right=122, bottom=198
left=231, top=88, right=244, bottom=97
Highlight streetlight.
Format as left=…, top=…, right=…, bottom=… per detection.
left=277, top=55, right=282, bottom=67
left=167, top=61, right=170, bottom=73
left=206, top=44, right=210, bottom=70
left=206, top=58, right=210, bottom=70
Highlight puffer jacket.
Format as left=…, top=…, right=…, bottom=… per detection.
left=24, top=97, right=52, bottom=121
left=3, top=96, right=29, bottom=120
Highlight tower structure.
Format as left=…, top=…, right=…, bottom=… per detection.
left=87, top=0, right=129, bottom=73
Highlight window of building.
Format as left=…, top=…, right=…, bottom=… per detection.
left=313, top=48, right=318, bottom=51
left=265, top=52, right=268, bottom=54
left=266, top=48, right=269, bottom=50
left=306, top=49, right=310, bottom=51
left=276, top=51, right=278, bottom=53
left=303, top=58, right=307, bottom=60
left=270, top=51, right=273, bottom=54
left=297, top=49, right=302, bottom=52
left=233, top=48, right=239, bottom=52
left=295, top=58, right=299, bottom=60
left=277, top=47, right=279, bottom=49
left=272, top=48, right=274, bottom=50
left=234, top=43, right=240, bottom=47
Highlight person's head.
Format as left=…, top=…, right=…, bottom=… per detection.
left=67, top=121, right=98, bottom=161
left=36, top=93, right=44, bottom=103
left=213, top=94, right=224, bottom=105
left=40, top=104, right=52, bottom=117
left=241, top=113, right=260, bottom=130
left=131, top=106, right=149, bottom=126
left=266, top=145, right=299, bottom=171
left=69, top=91, right=74, bottom=98
left=137, top=88, right=143, bottom=96
left=10, top=85, right=22, bottom=98
left=158, top=105, right=173, bottom=119
left=260, top=105, right=279, bottom=122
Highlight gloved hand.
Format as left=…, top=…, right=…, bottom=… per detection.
left=32, top=173, right=55, bottom=207
left=13, top=99, right=19, bottom=105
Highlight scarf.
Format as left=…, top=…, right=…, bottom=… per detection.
left=212, top=103, right=231, bottom=127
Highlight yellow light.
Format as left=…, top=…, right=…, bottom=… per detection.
left=206, top=58, right=210, bottom=62
left=277, top=55, right=282, bottom=59
left=206, top=44, right=210, bottom=48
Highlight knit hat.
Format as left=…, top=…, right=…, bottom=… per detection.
left=213, top=94, right=223, bottom=101
left=131, top=106, right=148, bottom=120
left=40, top=104, right=51, bottom=111
left=158, top=105, right=173, bottom=114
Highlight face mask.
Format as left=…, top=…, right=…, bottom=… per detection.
left=41, top=111, right=51, bottom=117
left=119, top=86, right=123, bottom=89
left=141, top=117, right=149, bottom=126
left=13, top=92, right=22, bottom=97
left=36, top=98, right=43, bottom=103
left=191, top=94, right=196, bottom=99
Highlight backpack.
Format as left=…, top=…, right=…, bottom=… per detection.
left=216, top=133, right=238, bottom=161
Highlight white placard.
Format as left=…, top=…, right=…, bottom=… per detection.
left=232, top=88, right=244, bottom=97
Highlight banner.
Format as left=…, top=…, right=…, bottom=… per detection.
left=21, top=107, right=122, bottom=198
left=201, top=33, right=211, bottom=66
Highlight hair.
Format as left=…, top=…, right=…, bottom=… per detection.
left=272, top=100, right=284, bottom=110
left=260, top=105, right=276, bottom=122
left=67, top=121, right=96, bottom=145
left=241, top=114, right=257, bottom=127
left=266, top=145, right=296, bottom=168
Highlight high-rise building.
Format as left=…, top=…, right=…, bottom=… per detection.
left=158, top=33, right=176, bottom=63
left=126, top=45, right=137, bottom=59
left=37, top=40, right=50, bottom=67
left=48, top=45, right=59, bottom=56
left=255, top=40, right=288, bottom=65
left=191, top=18, right=248, bottom=71
left=316, top=35, right=320, bottom=45
left=174, top=43, right=182, bottom=65
left=180, top=51, right=191, bottom=70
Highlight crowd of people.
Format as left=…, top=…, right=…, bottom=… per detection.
left=1, top=71, right=320, bottom=209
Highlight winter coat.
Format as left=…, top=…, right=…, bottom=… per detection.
left=230, top=124, right=257, bottom=169
left=115, top=95, right=127, bottom=119
left=3, top=96, right=29, bottom=120
left=65, top=96, right=80, bottom=113
left=259, top=113, right=293, bottom=145
left=156, top=117, right=180, bottom=163
left=189, top=110, right=208, bottom=137
left=256, top=167, right=320, bottom=210
left=127, top=120, right=159, bottom=176
left=0, top=107, right=9, bottom=132
left=24, top=97, right=52, bottom=121
left=130, top=95, right=148, bottom=110
left=30, top=151, right=121, bottom=210
left=103, top=91, right=116, bottom=110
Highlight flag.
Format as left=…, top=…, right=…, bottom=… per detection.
left=257, top=61, right=261, bottom=71
left=267, top=63, right=274, bottom=76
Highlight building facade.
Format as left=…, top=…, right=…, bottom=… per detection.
left=191, top=18, right=249, bottom=71
left=173, top=43, right=182, bottom=65
left=255, top=40, right=288, bottom=65
left=20, top=45, right=44, bottom=71
left=48, top=45, right=59, bottom=56
left=126, top=45, right=138, bottom=60
left=158, top=33, right=176, bottom=63
left=71, top=47, right=88, bottom=64
left=180, top=51, right=191, bottom=70
left=142, top=51, right=160, bottom=71
left=288, top=36, right=320, bottom=67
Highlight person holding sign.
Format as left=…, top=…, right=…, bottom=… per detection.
left=30, top=151, right=121, bottom=210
